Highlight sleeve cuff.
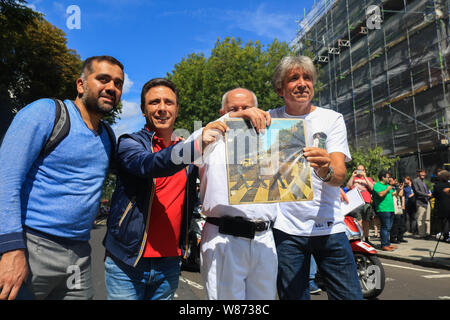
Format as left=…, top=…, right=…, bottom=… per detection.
left=0, top=232, right=26, bottom=255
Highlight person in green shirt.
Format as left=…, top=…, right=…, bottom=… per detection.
left=373, top=170, right=398, bottom=251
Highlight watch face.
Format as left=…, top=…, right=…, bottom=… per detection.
left=315, top=167, right=333, bottom=182
left=322, top=167, right=333, bottom=182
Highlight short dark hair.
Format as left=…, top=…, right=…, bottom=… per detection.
left=140, top=78, right=179, bottom=112
left=81, top=56, right=124, bottom=79
left=416, top=168, right=426, bottom=173
left=437, top=170, right=450, bottom=181
left=378, top=169, right=391, bottom=180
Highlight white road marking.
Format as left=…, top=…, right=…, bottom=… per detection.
left=179, top=276, right=204, bottom=290
left=422, top=274, right=450, bottom=279
left=385, top=277, right=396, bottom=282
left=438, top=296, right=450, bottom=300
left=382, top=263, right=440, bottom=274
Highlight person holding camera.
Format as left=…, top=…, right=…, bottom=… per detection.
left=389, top=177, right=407, bottom=244
left=346, top=165, right=375, bottom=245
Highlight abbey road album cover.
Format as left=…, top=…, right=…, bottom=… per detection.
left=224, top=118, right=313, bottom=205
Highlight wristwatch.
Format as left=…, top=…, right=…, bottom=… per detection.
left=315, top=166, right=334, bottom=182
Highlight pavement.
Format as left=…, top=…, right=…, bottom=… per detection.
left=367, top=232, right=450, bottom=270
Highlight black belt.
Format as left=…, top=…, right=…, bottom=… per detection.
left=206, top=216, right=274, bottom=239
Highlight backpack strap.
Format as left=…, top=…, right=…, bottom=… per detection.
left=40, top=99, right=116, bottom=172
left=41, top=99, right=70, bottom=157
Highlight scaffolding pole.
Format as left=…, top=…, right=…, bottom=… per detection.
left=346, top=0, right=359, bottom=149
left=381, top=1, right=398, bottom=155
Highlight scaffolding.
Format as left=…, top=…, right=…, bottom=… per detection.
left=293, top=0, right=450, bottom=177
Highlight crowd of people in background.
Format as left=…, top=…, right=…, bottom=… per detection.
left=343, top=166, right=450, bottom=252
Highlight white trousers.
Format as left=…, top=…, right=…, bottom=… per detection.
left=417, top=202, right=431, bottom=237
left=200, top=222, right=278, bottom=300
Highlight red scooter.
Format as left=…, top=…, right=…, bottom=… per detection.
left=344, top=215, right=385, bottom=299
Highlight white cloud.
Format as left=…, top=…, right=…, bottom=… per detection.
left=119, top=99, right=141, bottom=119
left=25, top=3, right=37, bottom=11
left=112, top=116, right=145, bottom=138
left=123, top=73, right=134, bottom=94
left=112, top=99, right=144, bottom=137
left=24, top=1, right=43, bottom=14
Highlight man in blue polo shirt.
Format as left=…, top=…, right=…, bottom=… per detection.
left=0, top=56, right=124, bottom=300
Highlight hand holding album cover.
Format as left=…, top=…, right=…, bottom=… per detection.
left=225, top=118, right=314, bottom=205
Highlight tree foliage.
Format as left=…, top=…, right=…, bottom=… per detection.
left=1, top=1, right=81, bottom=111
left=0, top=0, right=121, bottom=137
left=101, top=173, right=117, bottom=202
left=346, top=146, right=400, bottom=181
left=167, top=37, right=292, bottom=132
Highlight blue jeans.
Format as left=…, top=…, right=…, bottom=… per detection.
left=104, top=255, right=180, bottom=300
left=274, top=229, right=363, bottom=300
left=309, top=255, right=317, bottom=280
left=377, top=211, right=394, bottom=247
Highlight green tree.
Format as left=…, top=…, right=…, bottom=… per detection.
left=167, top=37, right=292, bottom=132
left=103, top=101, right=123, bottom=126
left=0, top=1, right=122, bottom=139
left=101, top=173, right=117, bottom=202
left=1, top=2, right=81, bottom=111
left=347, top=146, right=400, bottom=181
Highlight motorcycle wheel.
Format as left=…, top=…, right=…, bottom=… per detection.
left=354, top=253, right=385, bottom=299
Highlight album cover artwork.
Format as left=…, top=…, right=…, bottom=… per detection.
left=225, top=118, right=313, bottom=204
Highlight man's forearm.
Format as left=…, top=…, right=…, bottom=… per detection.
left=365, top=177, right=374, bottom=190
left=378, top=187, right=391, bottom=198
left=316, top=154, right=346, bottom=187
left=329, top=165, right=347, bottom=187
left=346, top=176, right=354, bottom=188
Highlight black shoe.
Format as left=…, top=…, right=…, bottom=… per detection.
left=364, top=240, right=376, bottom=247
left=390, top=240, right=400, bottom=244
left=399, top=239, right=408, bottom=243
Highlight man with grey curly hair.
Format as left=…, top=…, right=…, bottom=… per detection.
left=268, top=55, right=363, bottom=300
left=272, top=55, right=318, bottom=93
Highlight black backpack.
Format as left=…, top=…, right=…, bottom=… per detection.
left=41, top=99, right=116, bottom=168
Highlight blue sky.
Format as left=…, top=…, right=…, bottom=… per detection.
left=27, top=0, right=315, bottom=136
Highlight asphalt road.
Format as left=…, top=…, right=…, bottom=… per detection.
left=90, top=225, right=450, bottom=300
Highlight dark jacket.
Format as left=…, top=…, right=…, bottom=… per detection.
left=432, top=181, right=450, bottom=218
left=103, top=128, right=199, bottom=267
left=412, top=177, right=431, bottom=208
